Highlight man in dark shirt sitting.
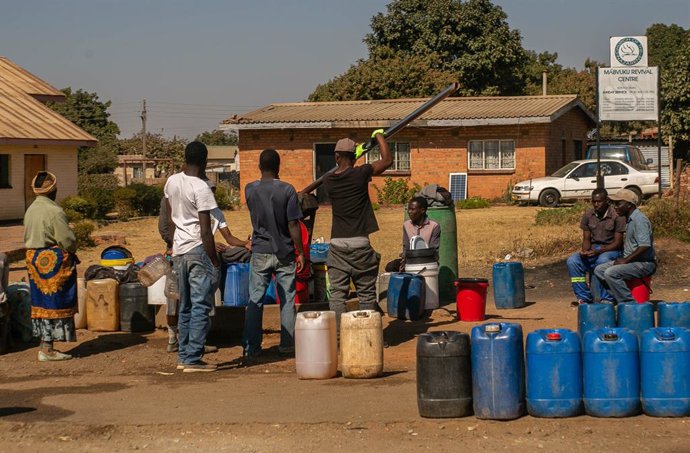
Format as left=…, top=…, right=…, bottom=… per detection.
left=566, top=188, right=625, bottom=305
left=322, top=130, right=393, bottom=328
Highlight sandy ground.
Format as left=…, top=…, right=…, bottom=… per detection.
left=2, top=206, right=690, bottom=452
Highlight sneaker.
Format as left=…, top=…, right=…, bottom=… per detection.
left=570, top=299, right=588, bottom=307
left=182, top=361, right=217, bottom=373
left=176, top=363, right=185, bottom=370
left=203, top=345, right=218, bottom=354
left=38, top=350, right=73, bottom=362
left=167, top=340, right=179, bottom=353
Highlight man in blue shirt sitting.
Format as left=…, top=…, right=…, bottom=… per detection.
left=593, top=188, right=656, bottom=304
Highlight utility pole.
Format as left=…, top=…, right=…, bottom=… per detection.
left=141, top=99, right=147, bottom=183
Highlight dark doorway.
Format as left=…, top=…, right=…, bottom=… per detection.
left=314, top=143, right=336, bottom=203
left=24, top=154, right=46, bottom=210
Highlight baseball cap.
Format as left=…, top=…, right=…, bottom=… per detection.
left=608, top=188, right=638, bottom=205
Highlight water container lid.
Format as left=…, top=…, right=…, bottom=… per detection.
left=603, top=333, right=618, bottom=341
left=455, top=278, right=489, bottom=284
left=546, top=332, right=561, bottom=341
left=485, top=324, right=501, bottom=333
left=659, top=330, right=676, bottom=341
left=405, top=248, right=436, bottom=259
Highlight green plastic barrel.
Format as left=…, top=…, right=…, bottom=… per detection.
left=404, top=205, right=458, bottom=303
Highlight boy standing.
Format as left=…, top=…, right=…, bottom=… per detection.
left=164, top=142, right=220, bottom=372
left=243, top=149, right=304, bottom=359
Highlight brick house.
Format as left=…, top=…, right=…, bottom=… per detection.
left=221, top=95, right=595, bottom=203
left=0, top=57, right=97, bottom=221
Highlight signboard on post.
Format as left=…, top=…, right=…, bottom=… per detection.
left=610, top=36, right=648, bottom=67
left=598, top=66, right=658, bottom=121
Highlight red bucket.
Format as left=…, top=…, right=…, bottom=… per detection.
left=626, top=276, right=651, bottom=303
left=454, top=278, right=489, bottom=321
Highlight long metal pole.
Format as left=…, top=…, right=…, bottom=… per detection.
left=657, top=67, right=662, bottom=198
left=595, top=67, right=602, bottom=189
left=300, top=82, right=460, bottom=194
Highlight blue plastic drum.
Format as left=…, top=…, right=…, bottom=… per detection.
left=471, top=322, right=525, bottom=420
left=657, top=302, right=690, bottom=329
left=526, top=329, right=582, bottom=417
left=640, top=327, right=690, bottom=417
left=583, top=327, right=640, bottom=417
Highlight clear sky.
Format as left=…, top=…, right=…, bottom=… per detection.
left=1, top=0, right=687, bottom=139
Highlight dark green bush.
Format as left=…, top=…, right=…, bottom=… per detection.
left=113, top=187, right=137, bottom=220
left=534, top=202, right=588, bottom=226
left=72, top=220, right=96, bottom=249
left=78, top=174, right=119, bottom=218
left=61, top=196, right=98, bottom=221
left=129, top=183, right=163, bottom=216
left=643, top=197, right=690, bottom=242
left=215, top=184, right=240, bottom=210
left=456, top=197, right=490, bottom=209
left=374, top=178, right=421, bottom=206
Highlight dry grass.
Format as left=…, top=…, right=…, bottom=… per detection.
left=76, top=205, right=580, bottom=274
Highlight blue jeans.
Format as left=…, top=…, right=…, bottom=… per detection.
left=174, top=245, right=219, bottom=365
left=242, top=253, right=297, bottom=356
left=593, top=260, right=656, bottom=304
left=566, top=247, right=621, bottom=303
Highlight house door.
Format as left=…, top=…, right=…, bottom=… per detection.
left=314, top=143, right=336, bottom=203
left=24, top=154, right=46, bottom=209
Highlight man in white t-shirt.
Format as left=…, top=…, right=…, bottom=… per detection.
left=164, top=142, right=220, bottom=373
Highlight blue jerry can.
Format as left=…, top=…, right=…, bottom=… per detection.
left=526, top=329, right=582, bottom=417
left=491, top=262, right=526, bottom=309
left=640, top=328, right=690, bottom=417
left=471, top=322, right=525, bottom=420
left=583, top=327, right=640, bottom=417
left=657, top=302, right=690, bottom=329
left=577, top=303, right=615, bottom=338
left=221, top=263, right=250, bottom=307
left=387, top=273, right=425, bottom=320
left=617, top=302, right=654, bottom=337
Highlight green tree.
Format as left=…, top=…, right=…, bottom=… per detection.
left=117, top=132, right=187, bottom=174
left=309, top=50, right=456, bottom=101
left=661, top=41, right=690, bottom=141
left=311, top=0, right=529, bottom=100
left=195, top=129, right=238, bottom=146
left=647, top=23, right=690, bottom=68
left=46, top=88, right=120, bottom=174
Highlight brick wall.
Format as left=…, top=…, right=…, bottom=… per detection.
left=236, top=109, right=593, bottom=203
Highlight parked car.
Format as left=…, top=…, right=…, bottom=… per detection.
left=585, top=144, right=653, bottom=170
left=511, top=159, right=659, bottom=207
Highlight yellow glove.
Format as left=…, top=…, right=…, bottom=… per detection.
left=354, top=143, right=366, bottom=159
left=371, top=128, right=385, bottom=139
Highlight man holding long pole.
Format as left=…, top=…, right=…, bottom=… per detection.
left=322, top=131, right=392, bottom=330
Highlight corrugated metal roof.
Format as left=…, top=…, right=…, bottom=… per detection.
left=222, top=95, right=595, bottom=129
left=0, top=81, right=97, bottom=146
left=0, top=57, right=64, bottom=101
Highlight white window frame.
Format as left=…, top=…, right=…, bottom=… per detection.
left=468, top=139, right=515, bottom=170
left=366, top=142, right=411, bottom=172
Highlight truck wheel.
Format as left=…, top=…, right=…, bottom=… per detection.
left=539, top=189, right=560, bottom=207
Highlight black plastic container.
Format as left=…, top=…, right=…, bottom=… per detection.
left=416, top=331, right=472, bottom=418
left=119, top=282, right=154, bottom=332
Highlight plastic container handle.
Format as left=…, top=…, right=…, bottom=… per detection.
left=353, top=311, right=370, bottom=318
left=304, top=312, right=321, bottom=319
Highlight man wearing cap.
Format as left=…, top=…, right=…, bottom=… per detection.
left=23, top=171, right=78, bottom=361
left=321, top=131, right=393, bottom=329
left=593, top=188, right=656, bottom=304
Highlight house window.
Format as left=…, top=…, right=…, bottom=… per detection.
left=0, top=154, right=10, bottom=188
left=366, top=142, right=411, bottom=172
left=468, top=140, right=515, bottom=170
left=133, top=165, right=143, bottom=179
